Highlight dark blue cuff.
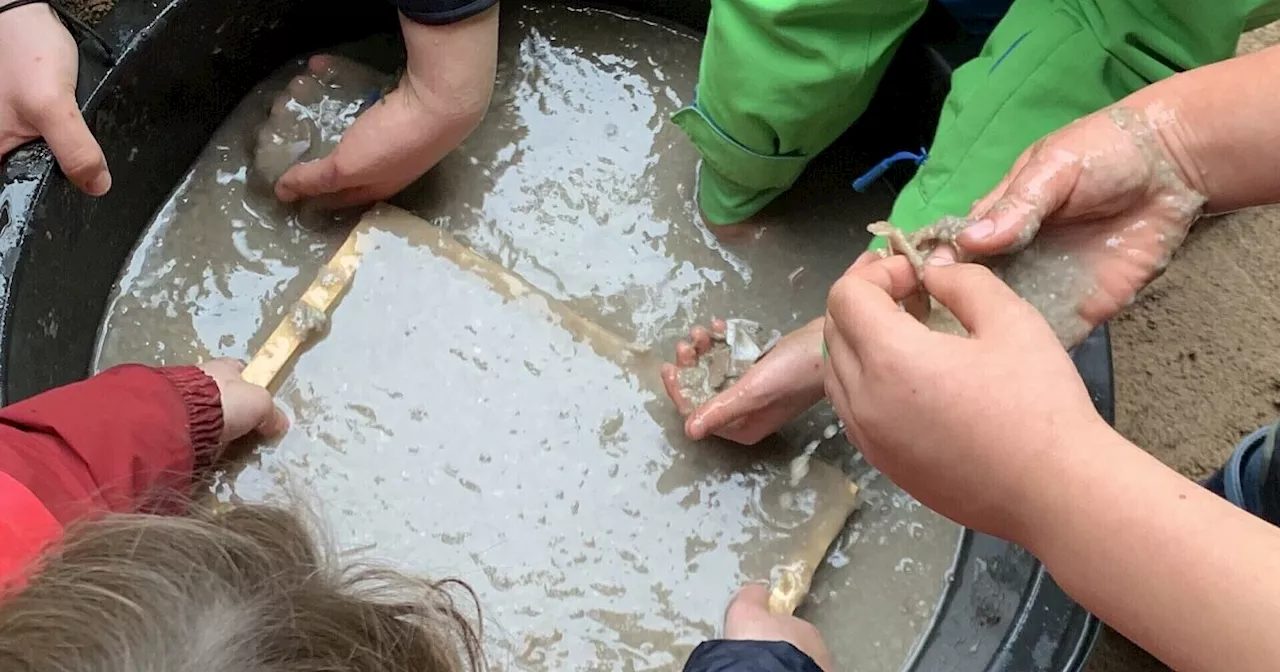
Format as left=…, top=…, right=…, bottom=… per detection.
left=683, top=640, right=825, bottom=672
left=390, top=0, right=497, bottom=25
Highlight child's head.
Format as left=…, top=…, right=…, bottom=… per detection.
left=0, top=503, right=484, bottom=672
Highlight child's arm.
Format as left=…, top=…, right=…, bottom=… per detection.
left=823, top=257, right=1280, bottom=672
left=274, top=1, right=498, bottom=205
left=683, top=584, right=831, bottom=672
left=1027, top=428, right=1280, bottom=672
left=1125, top=43, right=1280, bottom=215
left=0, top=365, right=221, bottom=524
left=0, top=360, right=284, bottom=525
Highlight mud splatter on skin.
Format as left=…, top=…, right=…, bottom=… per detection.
left=675, top=318, right=781, bottom=407
left=253, top=57, right=392, bottom=188
left=870, top=107, right=1208, bottom=348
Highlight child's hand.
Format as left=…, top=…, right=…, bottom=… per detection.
left=662, top=318, right=826, bottom=445
left=822, top=255, right=1105, bottom=545
left=198, top=359, right=289, bottom=443
left=274, top=10, right=497, bottom=207
left=722, top=584, right=833, bottom=671
left=0, top=4, right=110, bottom=195
left=954, top=106, right=1204, bottom=334
left=660, top=254, right=893, bottom=445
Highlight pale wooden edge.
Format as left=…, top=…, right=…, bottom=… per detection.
left=364, top=204, right=654, bottom=372
left=240, top=221, right=368, bottom=390
left=768, top=478, right=861, bottom=615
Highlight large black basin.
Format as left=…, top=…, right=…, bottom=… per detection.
left=0, top=1, right=1109, bottom=669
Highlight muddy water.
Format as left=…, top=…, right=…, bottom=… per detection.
left=93, top=4, right=960, bottom=670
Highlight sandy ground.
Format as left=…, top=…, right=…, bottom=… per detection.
left=1084, top=23, right=1280, bottom=672
left=64, top=0, right=115, bottom=25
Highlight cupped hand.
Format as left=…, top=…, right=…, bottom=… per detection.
left=954, top=106, right=1207, bottom=330
left=661, top=254, right=884, bottom=445
left=661, top=318, right=826, bottom=445
left=723, top=584, right=833, bottom=671
left=198, top=358, right=289, bottom=444
left=0, top=4, right=110, bottom=195
left=275, top=10, right=498, bottom=208
left=822, top=255, right=1105, bottom=543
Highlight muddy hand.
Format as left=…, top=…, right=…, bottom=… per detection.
left=661, top=318, right=826, bottom=445
left=0, top=4, right=110, bottom=196
left=823, top=256, right=1102, bottom=543
left=275, top=9, right=498, bottom=208
left=722, top=584, right=833, bottom=671
left=198, top=358, right=289, bottom=444
left=954, top=106, right=1207, bottom=330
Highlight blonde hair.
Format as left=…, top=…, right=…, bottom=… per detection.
left=0, top=503, right=484, bottom=672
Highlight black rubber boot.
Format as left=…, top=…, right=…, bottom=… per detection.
left=1203, top=421, right=1280, bottom=527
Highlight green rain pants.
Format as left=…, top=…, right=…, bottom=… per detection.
left=672, top=0, right=1280, bottom=247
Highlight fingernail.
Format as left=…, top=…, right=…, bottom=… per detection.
left=88, top=171, right=112, bottom=196
left=927, top=246, right=956, bottom=266
left=962, top=219, right=995, bottom=240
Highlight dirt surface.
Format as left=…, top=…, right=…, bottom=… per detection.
left=62, top=0, right=114, bottom=24
left=1084, top=24, right=1280, bottom=672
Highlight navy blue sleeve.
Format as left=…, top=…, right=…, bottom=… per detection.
left=390, top=0, right=497, bottom=25
left=683, top=640, right=825, bottom=672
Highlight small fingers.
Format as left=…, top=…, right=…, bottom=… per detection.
left=257, top=406, right=291, bottom=439
left=836, top=254, right=917, bottom=295
left=199, top=357, right=246, bottom=381
left=821, top=314, right=859, bottom=387
left=689, top=326, right=713, bottom=355
left=849, top=251, right=878, bottom=270
left=308, top=54, right=339, bottom=84
left=921, top=260, right=1031, bottom=337
left=661, top=363, right=695, bottom=416
left=276, top=156, right=343, bottom=203
left=674, top=341, right=697, bottom=367
left=685, top=383, right=754, bottom=441
left=826, top=256, right=925, bottom=350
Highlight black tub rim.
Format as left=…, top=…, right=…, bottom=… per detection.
left=0, top=1, right=1107, bottom=669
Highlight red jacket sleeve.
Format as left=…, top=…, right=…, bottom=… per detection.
left=0, top=471, right=62, bottom=589
left=0, top=365, right=223, bottom=525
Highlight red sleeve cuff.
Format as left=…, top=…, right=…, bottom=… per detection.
left=155, top=366, right=224, bottom=469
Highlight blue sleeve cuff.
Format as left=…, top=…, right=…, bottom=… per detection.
left=390, top=0, right=497, bottom=25
left=683, top=640, right=825, bottom=672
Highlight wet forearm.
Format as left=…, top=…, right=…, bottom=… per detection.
left=1124, top=44, right=1280, bottom=214
left=399, top=3, right=498, bottom=130
left=1022, top=424, right=1280, bottom=672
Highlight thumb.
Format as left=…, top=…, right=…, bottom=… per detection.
left=256, top=406, right=291, bottom=439
left=221, top=380, right=288, bottom=443
left=922, top=260, right=1028, bottom=337
left=33, top=96, right=110, bottom=196
left=957, top=147, right=1081, bottom=256
left=685, top=383, right=756, bottom=441
left=276, top=154, right=343, bottom=203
